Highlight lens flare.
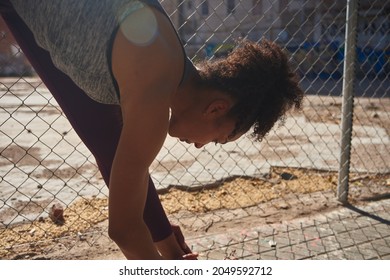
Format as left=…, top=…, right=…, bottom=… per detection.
left=120, top=5, right=158, bottom=46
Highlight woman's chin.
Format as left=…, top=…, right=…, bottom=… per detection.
left=167, top=126, right=178, bottom=138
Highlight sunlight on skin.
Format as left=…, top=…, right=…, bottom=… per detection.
left=120, top=5, right=158, bottom=46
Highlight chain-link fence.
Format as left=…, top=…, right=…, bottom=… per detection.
left=0, top=0, right=389, bottom=260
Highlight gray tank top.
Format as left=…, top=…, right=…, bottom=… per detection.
left=10, top=0, right=189, bottom=105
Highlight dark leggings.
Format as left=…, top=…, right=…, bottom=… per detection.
left=0, top=1, right=172, bottom=242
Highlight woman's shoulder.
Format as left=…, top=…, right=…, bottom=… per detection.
left=111, top=5, right=186, bottom=94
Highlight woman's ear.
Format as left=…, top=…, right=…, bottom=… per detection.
left=204, top=99, right=232, bottom=119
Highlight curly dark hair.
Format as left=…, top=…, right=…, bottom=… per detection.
left=197, top=39, right=304, bottom=141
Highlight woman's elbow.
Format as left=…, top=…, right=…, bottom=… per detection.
left=108, top=224, right=132, bottom=244
left=108, top=225, right=124, bottom=244
left=108, top=218, right=142, bottom=246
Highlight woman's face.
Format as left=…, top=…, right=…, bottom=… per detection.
left=168, top=110, right=242, bottom=149
left=168, top=81, right=244, bottom=148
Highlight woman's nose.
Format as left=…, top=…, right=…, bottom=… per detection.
left=194, top=143, right=204, bottom=149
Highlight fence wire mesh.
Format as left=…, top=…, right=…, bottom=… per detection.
left=0, top=0, right=389, bottom=260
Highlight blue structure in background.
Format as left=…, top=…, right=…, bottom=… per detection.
left=289, top=41, right=388, bottom=80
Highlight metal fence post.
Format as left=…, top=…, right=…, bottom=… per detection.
left=337, top=0, right=359, bottom=204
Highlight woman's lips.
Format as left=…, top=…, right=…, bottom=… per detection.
left=180, top=139, right=191, bottom=144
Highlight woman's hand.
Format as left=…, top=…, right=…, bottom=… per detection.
left=182, top=253, right=199, bottom=260
left=155, top=224, right=198, bottom=259
left=171, top=224, right=199, bottom=260
left=171, top=224, right=192, bottom=254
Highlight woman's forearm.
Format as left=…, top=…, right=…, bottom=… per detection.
left=110, top=219, right=163, bottom=259
left=143, top=177, right=173, bottom=241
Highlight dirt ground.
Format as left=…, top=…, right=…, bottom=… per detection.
left=1, top=166, right=389, bottom=260
left=300, top=95, right=390, bottom=135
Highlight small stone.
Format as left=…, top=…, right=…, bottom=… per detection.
left=49, top=203, right=65, bottom=225
left=280, top=172, right=297, bottom=180
left=276, top=202, right=290, bottom=210
left=371, top=112, right=379, bottom=118
left=269, top=240, right=277, bottom=247
left=77, top=232, right=86, bottom=241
